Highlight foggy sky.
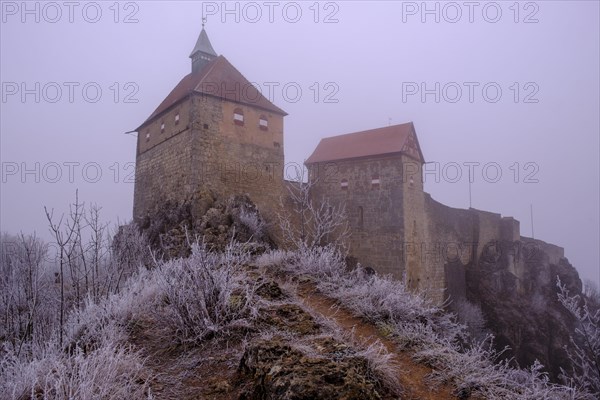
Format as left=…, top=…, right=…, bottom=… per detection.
left=1, top=1, right=598, bottom=285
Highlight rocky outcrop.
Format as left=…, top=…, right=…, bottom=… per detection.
left=138, top=189, right=272, bottom=258
left=465, top=238, right=582, bottom=381
left=238, top=338, right=392, bottom=400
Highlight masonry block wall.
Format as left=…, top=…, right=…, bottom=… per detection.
left=134, top=93, right=285, bottom=222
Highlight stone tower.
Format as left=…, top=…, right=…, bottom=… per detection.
left=133, top=26, right=288, bottom=221
left=305, top=123, right=427, bottom=285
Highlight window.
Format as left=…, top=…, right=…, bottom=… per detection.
left=160, top=121, right=165, bottom=134
left=145, top=130, right=150, bottom=141
left=175, top=113, right=180, bottom=125
left=340, top=179, right=348, bottom=190
left=259, top=115, right=268, bottom=131
left=371, top=175, right=380, bottom=189
left=233, top=108, right=244, bottom=126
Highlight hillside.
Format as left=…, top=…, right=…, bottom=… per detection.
left=1, top=196, right=598, bottom=399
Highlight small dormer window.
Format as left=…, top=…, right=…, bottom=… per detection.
left=259, top=115, right=268, bottom=131
left=160, top=121, right=165, bottom=133
left=233, top=108, right=244, bottom=126
left=175, top=113, right=180, bottom=125
left=371, top=175, right=380, bottom=189
left=340, top=179, right=348, bottom=190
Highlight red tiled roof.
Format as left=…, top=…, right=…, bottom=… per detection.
left=140, top=55, right=286, bottom=128
left=305, top=123, right=424, bottom=164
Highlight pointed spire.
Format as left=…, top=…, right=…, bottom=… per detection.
left=190, top=18, right=217, bottom=73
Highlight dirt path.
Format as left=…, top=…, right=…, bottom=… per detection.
left=294, top=281, right=457, bottom=400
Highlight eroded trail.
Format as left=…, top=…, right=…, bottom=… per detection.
left=130, top=265, right=458, bottom=399
left=293, top=281, right=457, bottom=400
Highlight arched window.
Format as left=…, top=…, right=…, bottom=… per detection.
left=233, top=108, right=244, bottom=126
left=340, top=179, right=348, bottom=190
left=259, top=115, right=268, bottom=131
left=358, top=206, right=364, bottom=228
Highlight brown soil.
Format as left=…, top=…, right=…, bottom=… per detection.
left=128, top=272, right=458, bottom=399
left=294, top=281, right=457, bottom=400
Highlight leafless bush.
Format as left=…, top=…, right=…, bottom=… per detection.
left=452, top=299, right=488, bottom=342
left=557, top=277, right=600, bottom=398
left=0, top=265, right=156, bottom=400
left=157, top=241, right=257, bottom=344
left=278, top=178, right=350, bottom=252
left=287, top=245, right=347, bottom=279
left=255, top=249, right=293, bottom=269
left=272, top=247, right=588, bottom=398
left=0, top=233, right=56, bottom=355
left=1, top=338, right=150, bottom=400
left=237, top=206, right=267, bottom=242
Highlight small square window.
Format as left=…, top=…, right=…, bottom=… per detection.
left=259, top=116, right=268, bottom=131
left=371, top=176, right=380, bottom=189
left=233, top=108, right=244, bottom=126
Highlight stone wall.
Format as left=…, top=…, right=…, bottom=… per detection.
left=134, top=93, right=286, bottom=222
left=308, top=155, right=408, bottom=277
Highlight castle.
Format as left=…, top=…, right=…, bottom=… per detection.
left=133, top=27, right=566, bottom=305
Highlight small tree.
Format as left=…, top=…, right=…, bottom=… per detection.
left=557, top=277, right=600, bottom=397
left=278, top=177, right=350, bottom=252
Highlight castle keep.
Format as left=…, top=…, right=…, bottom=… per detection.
left=133, top=27, right=566, bottom=305
left=133, top=26, right=287, bottom=223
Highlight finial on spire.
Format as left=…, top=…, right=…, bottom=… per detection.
left=190, top=20, right=218, bottom=73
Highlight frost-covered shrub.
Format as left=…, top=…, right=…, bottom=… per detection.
left=63, top=268, right=159, bottom=353
left=0, top=265, right=157, bottom=400
left=276, top=247, right=589, bottom=399
left=288, top=245, right=347, bottom=279
left=255, top=249, right=293, bottom=269
left=157, top=242, right=257, bottom=344
left=557, top=278, right=600, bottom=398
left=1, top=339, right=150, bottom=400
left=321, top=269, right=465, bottom=346
left=451, top=299, right=488, bottom=342
left=237, top=206, right=267, bottom=241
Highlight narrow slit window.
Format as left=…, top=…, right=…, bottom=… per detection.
left=175, top=113, right=180, bottom=125
left=145, top=130, right=150, bottom=141
left=233, top=108, right=244, bottom=126
left=259, top=115, right=268, bottom=130
left=341, top=179, right=348, bottom=190
left=358, top=206, right=364, bottom=228
left=160, top=121, right=165, bottom=133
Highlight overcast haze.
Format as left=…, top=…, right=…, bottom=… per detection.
left=1, top=1, right=598, bottom=285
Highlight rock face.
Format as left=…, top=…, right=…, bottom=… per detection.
left=138, top=190, right=271, bottom=258
left=465, top=238, right=582, bottom=380
left=238, top=338, right=390, bottom=400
